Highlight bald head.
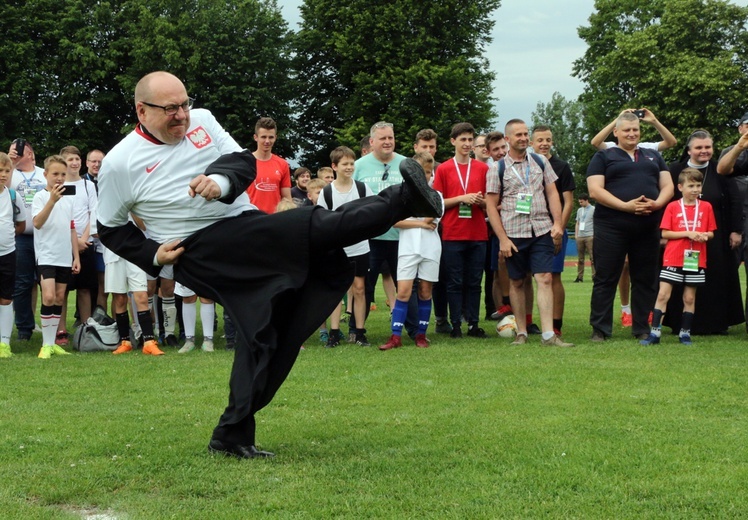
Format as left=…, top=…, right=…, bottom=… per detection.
left=134, top=71, right=191, bottom=145
left=134, top=71, right=184, bottom=105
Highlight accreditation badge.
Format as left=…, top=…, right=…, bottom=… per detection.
left=515, top=193, right=532, bottom=215
left=459, top=202, right=472, bottom=218
left=683, top=250, right=699, bottom=272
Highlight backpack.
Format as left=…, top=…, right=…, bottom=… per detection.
left=72, top=306, right=120, bottom=352
left=322, top=181, right=367, bottom=209
left=9, top=189, right=19, bottom=216
left=496, top=152, right=546, bottom=201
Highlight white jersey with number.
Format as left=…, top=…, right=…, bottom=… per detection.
left=97, top=109, right=253, bottom=244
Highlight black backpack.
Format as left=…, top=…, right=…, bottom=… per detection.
left=322, top=181, right=367, bottom=209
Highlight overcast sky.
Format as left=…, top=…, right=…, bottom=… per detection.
left=279, top=0, right=748, bottom=129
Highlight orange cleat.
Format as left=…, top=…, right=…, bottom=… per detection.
left=142, top=340, right=165, bottom=356
left=113, top=340, right=133, bottom=355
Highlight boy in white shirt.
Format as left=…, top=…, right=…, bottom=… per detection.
left=0, top=153, right=27, bottom=357
left=380, top=152, right=441, bottom=350
left=57, top=146, right=98, bottom=345
left=317, top=146, right=374, bottom=347
left=32, top=155, right=80, bottom=358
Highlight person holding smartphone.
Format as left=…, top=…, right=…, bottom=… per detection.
left=32, top=155, right=81, bottom=358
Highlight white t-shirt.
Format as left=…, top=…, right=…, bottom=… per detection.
left=603, top=141, right=660, bottom=151
left=317, top=180, right=373, bottom=257
left=66, top=178, right=97, bottom=241
left=398, top=212, right=442, bottom=262
left=0, top=188, right=27, bottom=256
left=97, top=109, right=252, bottom=244
left=32, top=190, right=75, bottom=267
left=11, top=166, right=45, bottom=236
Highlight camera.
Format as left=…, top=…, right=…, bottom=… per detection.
left=62, top=185, right=77, bottom=196
left=13, top=138, right=26, bottom=158
left=633, top=109, right=646, bottom=119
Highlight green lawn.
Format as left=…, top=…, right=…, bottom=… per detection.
left=2, top=265, right=748, bottom=519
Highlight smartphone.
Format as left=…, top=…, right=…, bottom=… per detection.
left=13, top=138, right=26, bottom=157
left=633, top=109, right=646, bottom=119
left=62, top=185, right=77, bottom=196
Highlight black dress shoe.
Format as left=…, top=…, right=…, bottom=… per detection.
left=208, top=439, right=275, bottom=459
left=399, top=158, right=443, bottom=218
left=527, top=323, right=542, bottom=335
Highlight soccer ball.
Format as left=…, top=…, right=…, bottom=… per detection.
left=496, top=315, right=517, bottom=338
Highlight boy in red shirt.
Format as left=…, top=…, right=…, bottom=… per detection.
left=432, top=122, right=489, bottom=338
left=641, top=168, right=716, bottom=346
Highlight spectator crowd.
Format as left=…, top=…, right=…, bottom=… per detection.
left=3, top=104, right=748, bottom=359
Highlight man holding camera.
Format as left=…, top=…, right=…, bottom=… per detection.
left=8, top=139, right=46, bottom=340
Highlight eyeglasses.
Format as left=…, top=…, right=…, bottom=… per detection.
left=141, top=97, right=195, bottom=116
left=382, top=163, right=391, bottom=181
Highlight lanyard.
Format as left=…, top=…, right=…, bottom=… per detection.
left=18, top=169, right=36, bottom=185
left=680, top=199, right=699, bottom=248
left=452, top=157, right=472, bottom=194
left=510, top=157, right=531, bottom=188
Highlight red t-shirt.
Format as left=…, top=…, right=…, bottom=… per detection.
left=247, top=154, right=291, bottom=214
left=433, top=159, right=488, bottom=241
left=660, top=199, right=716, bottom=268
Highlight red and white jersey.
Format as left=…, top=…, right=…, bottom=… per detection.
left=97, top=109, right=253, bottom=243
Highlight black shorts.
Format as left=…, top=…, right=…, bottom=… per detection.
left=37, top=264, right=72, bottom=285
left=0, top=251, right=16, bottom=300
left=348, top=253, right=370, bottom=278
left=659, top=266, right=706, bottom=287
left=68, top=246, right=97, bottom=290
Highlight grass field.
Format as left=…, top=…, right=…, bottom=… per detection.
left=2, top=264, right=748, bottom=519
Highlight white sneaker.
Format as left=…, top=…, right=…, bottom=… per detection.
left=178, top=338, right=195, bottom=354
left=201, top=339, right=214, bottom=352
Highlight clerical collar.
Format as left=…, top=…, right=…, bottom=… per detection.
left=687, top=160, right=707, bottom=169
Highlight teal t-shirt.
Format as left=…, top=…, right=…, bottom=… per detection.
left=353, top=152, right=405, bottom=241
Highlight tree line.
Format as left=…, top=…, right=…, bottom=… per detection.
left=2, top=0, right=747, bottom=175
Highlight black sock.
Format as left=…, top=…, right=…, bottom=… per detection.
left=137, top=310, right=155, bottom=341
left=115, top=311, right=130, bottom=341
left=553, top=318, right=563, bottom=331
left=681, top=312, right=694, bottom=335
left=651, top=309, right=664, bottom=329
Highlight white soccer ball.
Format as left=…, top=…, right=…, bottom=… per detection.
left=496, top=314, right=517, bottom=338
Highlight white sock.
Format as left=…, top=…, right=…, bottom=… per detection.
left=541, top=331, right=555, bottom=341
left=200, top=302, right=215, bottom=339
left=182, top=301, right=196, bottom=338
left=0, top=303, right=13, bottom=344
left=42, top=313, right=60, bottom=346
left=622, top=305, right=631, bottom=314
left=162, top=297, right=177, bottom=335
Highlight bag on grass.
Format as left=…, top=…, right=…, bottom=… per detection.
left=72, top=316, right=120, bottom=352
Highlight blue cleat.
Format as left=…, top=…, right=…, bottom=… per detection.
left=639, top=333, right=660, bottom=346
